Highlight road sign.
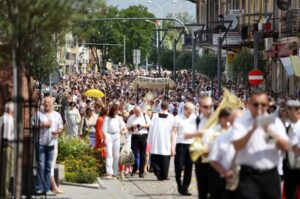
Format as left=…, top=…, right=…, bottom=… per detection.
left=248, top=69, right=264, bottom=86
left=133, top=49, right=141, bottom=65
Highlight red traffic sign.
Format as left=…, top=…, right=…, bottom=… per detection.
left=248, top=69, right=264, bottom=86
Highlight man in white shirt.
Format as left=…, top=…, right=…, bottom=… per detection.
left=209, top=108, right=242, bottom=199
left=0, top=102, right=14, bottom=199
left=33, top=96, right=63, bottom=195
left=127, top=106, right=151, bottom=178
left=283, top=100, right=300, bottom=199
left=147, top=101, right=175, bottom=181
left=232, top=89, right=289, bottom=199
left=172, top=102, right=196, bottom=196
left=185, top=95, right=213, bottom=199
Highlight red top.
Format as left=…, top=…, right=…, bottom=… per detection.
left=95, top=116, right=105, bottom=149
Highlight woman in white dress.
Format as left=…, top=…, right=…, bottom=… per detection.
left=65, top=102, right=81, bottom=136
left=102, top=104, right=127, bottom=179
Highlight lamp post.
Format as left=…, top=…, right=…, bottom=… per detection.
left=146, top=0, right=179, bottom=76
left=145, top=20, right=159, bottom=73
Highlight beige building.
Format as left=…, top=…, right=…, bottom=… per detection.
left=189, top=0, right=300, bottom=97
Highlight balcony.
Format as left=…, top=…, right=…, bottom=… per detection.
left=281, top=9, right=300, bottom=37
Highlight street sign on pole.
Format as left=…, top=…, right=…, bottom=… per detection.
left=248, top=69, right=264, bottom=86
left=133, top=49, right=141, bottom=69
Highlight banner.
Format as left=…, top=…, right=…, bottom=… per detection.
left=280, top=57, right=294, bottom=76
left=131, top=76, right=176, bottom=89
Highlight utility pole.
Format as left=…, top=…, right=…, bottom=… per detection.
left=253, top=32, right=259, bottom=69
left=158, top=30, right=161, bottom=76
left=123, top=35, right=126, bottom=65
left=173, top=39, right=176, bottom=80
left=217, top=37, right=222, bottom=98
left=192, top=36, right=196, bottom=89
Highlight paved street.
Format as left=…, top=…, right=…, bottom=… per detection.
left=58, top=158, right=198, bottom=199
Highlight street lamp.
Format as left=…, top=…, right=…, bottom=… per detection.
left=145, top=20, right=159, bottom=73
left=146, top=0, right=179, bottom=76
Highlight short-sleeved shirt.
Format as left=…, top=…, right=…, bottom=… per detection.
left=174, top=114, right=197, bottom=144
left=102, top=116, right=126, bottom=135
left=289, top=120, right=300, bottom=147
left=127, top=114, right=151, bottom=135
left=287, top=120, right=300, bottom=169
left=209, top=129, right=235, bottom=171
left=232, top=110, right=288, bottom=170
left=33, top=111, right=63, bottom=146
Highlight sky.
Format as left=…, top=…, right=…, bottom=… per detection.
left=106, top=0, right=196, bottom=20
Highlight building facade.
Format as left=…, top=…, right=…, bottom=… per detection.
left=189, top=0, right=300, bottom=97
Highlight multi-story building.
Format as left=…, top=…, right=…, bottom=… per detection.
left=188, top=0, right=300, bottom=97
left=57, top=33, right=92, bottom=74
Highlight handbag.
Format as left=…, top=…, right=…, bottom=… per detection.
left=119, top=143, right=135, bottom=165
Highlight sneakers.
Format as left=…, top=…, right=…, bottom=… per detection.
left=46, top=191, right=56, bottom=196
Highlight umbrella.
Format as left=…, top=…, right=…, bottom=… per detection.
left=83, top=89, right=105, bottom=98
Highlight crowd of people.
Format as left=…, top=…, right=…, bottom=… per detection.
left=2, top=67, right=300, bottom=199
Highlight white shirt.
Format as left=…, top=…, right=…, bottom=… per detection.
left=102, top=116, right=126, bottom=135
left=232, top=111, right=288, bottom=170
left=198, top=114, right=209, bottom=130
left=286, top=120, right=300, bottom=169
left=288, top=120, right=300, bottom=147
left=0, top=113, right=14, bottom=141
left=202, top=125, right=227, bottom=152
left=174, top=114, right=197, bottom=144
left=127, top=114, right=151, bottom=135
left=147, top=113, right=175, bottom=155
left=209, top=129, right=236, bottom=171
left=32, top=110, right=63, bottom=146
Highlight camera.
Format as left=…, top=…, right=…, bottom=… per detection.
left=136, top=124, right=142, bottom=130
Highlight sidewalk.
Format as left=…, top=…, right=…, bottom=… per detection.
left=56, top=158, right=198, bottom=199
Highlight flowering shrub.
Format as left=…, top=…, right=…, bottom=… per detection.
left=57, top=135, right=105, bottom=183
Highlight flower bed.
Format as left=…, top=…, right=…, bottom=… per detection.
left=57, top=135, right=105, bottom=184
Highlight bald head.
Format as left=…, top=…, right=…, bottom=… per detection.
left=134, top=105, right=142, bottom=116
left=43, top=96, right=53, bottom=113
left=184, top=102, right=195, bottom=111
left=183, top=102, right=195, bottom=118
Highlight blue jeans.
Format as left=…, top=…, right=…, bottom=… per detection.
left=35, top=145, right=54, bottom=192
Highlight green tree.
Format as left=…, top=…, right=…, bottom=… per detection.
left=196, top=54, right=220, bottom=78
left=177, top=50, right=193, bottom=70
left=0, top=0, right=99, bottom=79
left=119, top=5, right=155, bottom=65
left=73, top=5, right=121, bottom=70
left=159, top=49, right=178, bottom=70
left=229, top=49, right=268, bottom=84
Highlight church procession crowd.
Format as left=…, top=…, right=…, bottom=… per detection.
left=2, top=67, right=300, bottom=199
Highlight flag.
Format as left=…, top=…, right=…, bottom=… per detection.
left=290, top=56, right=300, bottom=77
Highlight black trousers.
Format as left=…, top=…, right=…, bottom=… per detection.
left=131, top=134, right=147, bottom=174
left=209, top=168, right=236, bottom=199
left=174, top=143, right=193, bottom=193
left=284, top=168, right=300, bottom=199
left=236, top=165, right=281, bottom=199
left=150, top=154, right=171, bottom=180
left=195, top=162, right=212, bottom=199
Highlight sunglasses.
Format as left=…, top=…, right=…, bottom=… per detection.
left=288, top=107, right=300, bottom=111
left=252, top=102, right=268, bottom=108
left=201, top=105, right=212, bottom=109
